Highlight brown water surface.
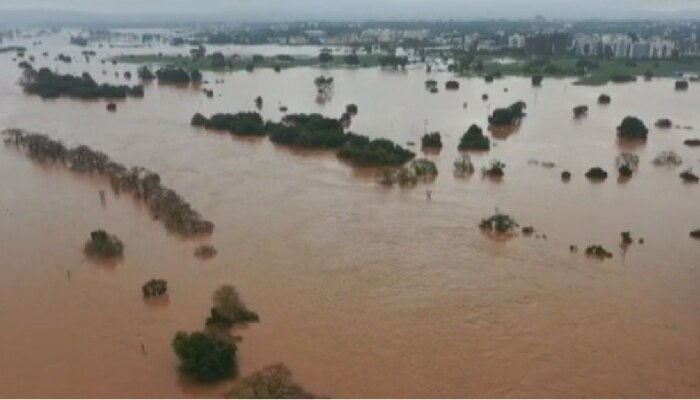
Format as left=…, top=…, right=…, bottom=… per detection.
left=0, top=34, right=699, bottom=398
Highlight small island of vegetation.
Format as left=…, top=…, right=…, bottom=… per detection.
left=20, top=66, right=144, bottom=99
left=84, top=229, right=124, bottom=260
left=488, top=101, right=526, bottom=127
left=617, top=116, right=648, bottom=140
left=458, top=124, right=490, bottom=151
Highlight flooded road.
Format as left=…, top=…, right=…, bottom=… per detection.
left=0, top=36, right=699, bottom=398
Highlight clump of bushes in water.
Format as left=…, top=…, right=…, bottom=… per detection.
left=598, top=94, right=611, bottom=105
left=205, top=285, right=260, bottom=329
left=3, top=129, right=214, bottom=237
left=338, top=138, right=415, bottom=166
left=488, top=101, right=526, bottom=127
left=482, top=159, right=505, bottom=178
left=191, top=112, right=265, bottom=136
left=675, top=80, right=689, bottom=90
left=226, top=363, right=316, bottom=399
left=421, top=132, right=442, bottom=148
left=458, top=124, right=490, bottom=151
left=573, top=105, right=588, bottom=118
left=84, top=230, right=124, bottom=259
left=655, top=118, right=673, bottom=129
left=531, top=75, right=543, bottom=86
left=684, top=139, right=700, bottom=147
left=266, top=113, right=350, bottom=148
left=142, top=279, right=167, bottom=298
left=585, top=167, right=608, bottom=181
left=617, top=116, right=648, bottom=140
left=690, top=230, right=700, bottom=239
left=172, top=331, right=237, bottom=382
left=20, top=66, right=143, bottom=99
left=479, top=212, right=519, bottom=234
left=346, top=103, right=358, bottom=115
left=680, top=168, right=699, bottom=183
left=585, top=245, right=613, bottom=260
left=137, top=65, right=155, bottom=81
left=445, top=80, right=460, bottom=90
left=194, top=245, right=217, bottom=259
left=155, top=67, right=202, bottom=84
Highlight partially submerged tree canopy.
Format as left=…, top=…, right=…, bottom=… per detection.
left=84, top=230, right=124, bottom=259
left=617, top=116, right=648, bottom=141
left=226, top=363, right=316, bottom=399
left=421, top=131, right=442, bottom=148
left=458, top=124, right=490, bottom=151
left=488, top=101, right=526, bottom=127
left=172, top=331, right=237, bottom=382
left=205, top=285, right=260, bottom=329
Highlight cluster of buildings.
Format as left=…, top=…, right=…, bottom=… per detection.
left=573, top=35, right=675, bottom=59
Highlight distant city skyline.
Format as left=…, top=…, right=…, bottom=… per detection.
left=1, top=0, right=700, bottom=20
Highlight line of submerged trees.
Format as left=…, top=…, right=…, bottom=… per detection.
left=2, top=129, right=213, bottom=237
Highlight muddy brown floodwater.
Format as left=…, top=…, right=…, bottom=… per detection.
left=0, top=35, right=699, bottom=398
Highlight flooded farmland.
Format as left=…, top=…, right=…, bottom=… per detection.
left=0, top=35, right=699, bottom=398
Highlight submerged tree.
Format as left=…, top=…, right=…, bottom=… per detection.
left=84, top=230, right=124, bottom=260
left=226, top=363, right=316, bottom=399
left=458, top=124, right=490, bottom=151
left=172, top=331, right=237, bottom=382
left=617, top=116, right=648, bottom=140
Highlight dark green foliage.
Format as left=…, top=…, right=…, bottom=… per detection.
left=194, top=244, right=217, bottom=259
left=344, top=53, right=360, bottom=65
left=479, top=213, right=519, bottom=233
left=20, top=67, right=143, bottom=100
left=690, top=230, right=700, bottom=239
left=585, top=245, right=613, bottom=259
left=598, top=94, right=611, bottom=104
left=172, top=331, right=237, bottom=382
left=210, top=52, right=226, bottom=68
left=226, top=363, right=316, bottom=399
left=142, top=279, right=167, bottom=298
left=482, top=159, right=505, bottom=177
left=195, top=112, right=265, bottom=136
left=155, top=67, right=191, bottom=83
left=619, top=164, right=633, bottom=177
left=346, top=103, right=358, bottom=115
left=585, top=167, right=608, bottom=180
left=378, top=55, right=408, bottom=69
left=617, top=116, right=648, bottom=140
left=206, top=285, right=260, bottom=329
left=421, top=132, right=442, bottom=148
left=445, top=80, right=460, bottom=90
left=318, top=52, right=333, bottom=63
left=458, top=124, right=490, bottom=151
left=655, top=118, right=673, bottom=128
left=610, top=74, right=636, bottom=83
left=84, top=229, right=124, bottom=259
left=621, top=232, right=633, bottom=245
left=680, top=169, right=699, bottom=183
left=191, top=113, right=207, bottom=127
left=205, top=308, right=235, bottom=329
left=190, top=69, right=203, bottom=83
left=561, top=170, right=572, bottom=181
left=531, top=75, right=543, bottom=86
left=488, top=101, right=526, bottom=126
left=684, top=139, right=700, bottom=147
left=337, top=138, right=415, bottom=166
left=573, top=105, right=588, bottom=118
left=675, top=80, right=689, bottom=90
left=267, top=113, right=349, bottom=149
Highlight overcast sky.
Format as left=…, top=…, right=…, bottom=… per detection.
left=0, top=0, right=700, bottom=19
